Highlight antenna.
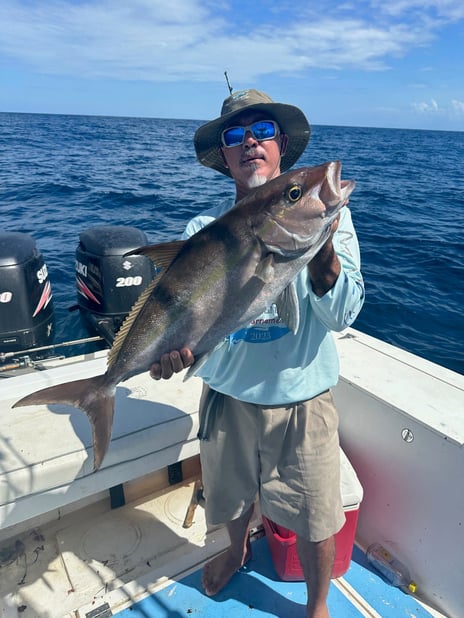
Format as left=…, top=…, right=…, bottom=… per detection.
left=224, top=71, right=233, bottom=95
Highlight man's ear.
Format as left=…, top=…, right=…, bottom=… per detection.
left=219, top=147, right=229, bottom=168
left=280, top=134, right=288, bottom=156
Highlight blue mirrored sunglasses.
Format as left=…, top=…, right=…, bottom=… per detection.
left=221, top=120, right=280, bottom=148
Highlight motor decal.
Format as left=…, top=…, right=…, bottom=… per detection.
left=76, top=275, right=102, bottom=304
left=32, top=280, right=53, bottom=317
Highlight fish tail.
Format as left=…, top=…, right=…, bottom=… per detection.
left=13, top=375, right=115, bottom=471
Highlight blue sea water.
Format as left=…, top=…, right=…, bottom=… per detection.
left=0, top=112, right=463, bottom=374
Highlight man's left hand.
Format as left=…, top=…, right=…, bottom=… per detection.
left=308, top=215, right=341, bottom=297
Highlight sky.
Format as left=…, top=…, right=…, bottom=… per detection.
left=0, top=0, right=463, bottom=131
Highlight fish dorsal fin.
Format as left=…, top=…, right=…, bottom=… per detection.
left=275, top=282, right=300, bottom=333
left=108, top=241, right=185, bottom=369
left=126, top=240, right=186, bottom=271
left=107, top=271, right=162, bottom=368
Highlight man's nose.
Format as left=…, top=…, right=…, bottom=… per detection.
left=243, top=129, right=257, bottom=146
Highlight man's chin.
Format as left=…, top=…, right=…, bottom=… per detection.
left=246, top=173, right=268, bottom=189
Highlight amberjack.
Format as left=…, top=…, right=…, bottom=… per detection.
left=14, top=162, right=355, bottom=470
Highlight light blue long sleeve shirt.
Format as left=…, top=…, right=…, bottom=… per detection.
left=182, top=198, right=365, bottom=405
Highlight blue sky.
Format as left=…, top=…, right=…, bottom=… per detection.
left=1, top=0, right=463, bottom=131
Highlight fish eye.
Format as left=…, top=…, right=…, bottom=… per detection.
left=287, top=184, right=302, bottom=203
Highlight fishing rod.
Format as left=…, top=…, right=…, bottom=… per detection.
left=0, top=335, right=104, bottom=366
left=224, top=70, right=233, bottom=94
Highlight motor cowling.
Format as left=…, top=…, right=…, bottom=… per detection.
left=75, top=225, right=156, bottom=344
left=0, top=232, right=55, bottom=354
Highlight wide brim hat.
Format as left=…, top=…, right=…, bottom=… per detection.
left=194, top=89, right=311, bottom=178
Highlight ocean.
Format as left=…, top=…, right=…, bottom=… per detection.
left=0, top=112, right=463, bottom=375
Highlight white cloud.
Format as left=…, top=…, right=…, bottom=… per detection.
left=412, top=99, right=440, bottom=113
left=451, top=99, right=464, bottom=113
left=372, top=0, right=464, bottom=20
left=0, top=0, right=458, bottom=83
left=412, top=98, right=464, bottom=117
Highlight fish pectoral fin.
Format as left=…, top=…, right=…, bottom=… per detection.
left=275, top=283, right=300, bottom=333
left=126, top=240, right=186, bottom=271
left=183, top=352, right=211, bottom=381
left=255, top=254, right=275, bottom=283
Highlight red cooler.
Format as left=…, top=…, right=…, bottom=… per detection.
left=262, top=448, right=363, bottom=580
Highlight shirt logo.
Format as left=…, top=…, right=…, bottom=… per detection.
left=228, top=304, right=290, bottom=344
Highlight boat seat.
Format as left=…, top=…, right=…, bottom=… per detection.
left=0, top=353, right=202, bottom=533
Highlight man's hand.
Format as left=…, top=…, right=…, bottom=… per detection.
left=150, top=348, right=195, bottom=380
left=308, top=216, right=341, bottom=297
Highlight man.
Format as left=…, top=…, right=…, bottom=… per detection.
left=151, top=89, right=364, bottom=618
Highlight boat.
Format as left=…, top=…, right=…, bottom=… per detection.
left=0, top=228, right=462, bottom=617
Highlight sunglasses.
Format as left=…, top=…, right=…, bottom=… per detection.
left=221, top=120, right=280, bottom=148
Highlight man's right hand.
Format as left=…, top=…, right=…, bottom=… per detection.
left=150, top=348, right=195, bottom=380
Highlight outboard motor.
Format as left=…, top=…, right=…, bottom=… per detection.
left=0, top=232, right=55, bottom=354
left=75, top=225, right=156, bottom=345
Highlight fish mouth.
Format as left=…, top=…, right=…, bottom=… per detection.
left=317, top=161, right=355, bottom=207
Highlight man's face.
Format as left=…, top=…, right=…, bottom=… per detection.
left=220, top=111, right=286, bottom=196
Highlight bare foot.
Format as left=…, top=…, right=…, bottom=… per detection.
left=201, top=543, right=251, bottom=596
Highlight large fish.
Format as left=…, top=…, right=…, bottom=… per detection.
left=14, top=161, right=355, bottom=470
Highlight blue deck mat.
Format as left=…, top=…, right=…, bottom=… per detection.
left=345, top=546, right=435, bottom=618
left=116, top=538, right=435, bottom=617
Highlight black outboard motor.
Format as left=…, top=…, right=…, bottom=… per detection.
left=0, top=232, right=55, bottom=354
left=75, top=225, right=156, bottom=345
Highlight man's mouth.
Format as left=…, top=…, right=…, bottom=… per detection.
left=242, top=151, right=264, bottom=164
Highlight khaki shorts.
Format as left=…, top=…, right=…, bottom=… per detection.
left=199, top=385, right=345, bottom=542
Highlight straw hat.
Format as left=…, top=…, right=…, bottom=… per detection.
left=194, top=89, right=311, bottom=177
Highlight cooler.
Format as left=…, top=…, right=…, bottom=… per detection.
left=262, top=447, right=363, bottom=580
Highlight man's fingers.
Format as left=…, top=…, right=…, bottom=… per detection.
left=169, top=350, right=185, bottom=373
left=149, top=348, right=195, bottom=380
left=179, top=347, right=195, bottom=368
left=150, top=363, right=162, bottom=380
